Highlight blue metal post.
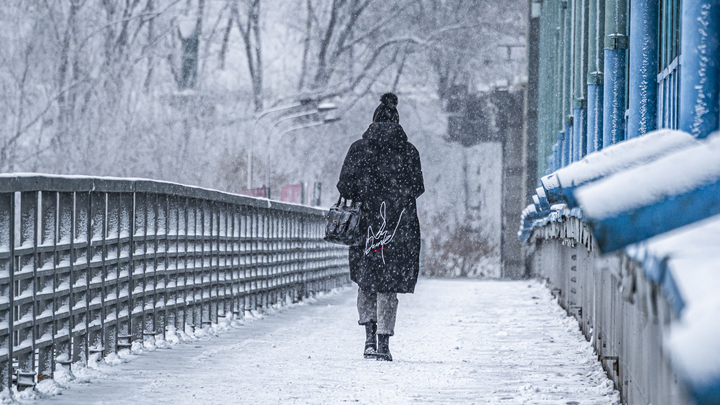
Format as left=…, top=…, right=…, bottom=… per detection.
left=679, top=0, right=720, bottom=139
left=572, top=0, right=589, bottom=161
left=573, top=107, right=587, bottom=160
left=627, top=0, right=659, bottom=139
left=586, top=0, right=605, bottom=154
left=551, top=144, right=559, bottom=173
left=587, top=83, right=604, bottom=153
left=602, top=0, right=627, bottom=147
left=557, top=131, right=565, bottom=169
left=563, top=122, right=572, bottom=166
left=561, top=0, right=573, bottom=167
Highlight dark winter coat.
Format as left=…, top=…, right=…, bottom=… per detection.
left=337, top=122, right=424, bottom=293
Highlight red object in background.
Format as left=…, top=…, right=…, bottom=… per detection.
left=281, top=184, right=303, bottom=204
left=238, top=187, right=268, bottom=198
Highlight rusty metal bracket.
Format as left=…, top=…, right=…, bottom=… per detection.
left=15, top=370, right=36, bottom=391
left=117, top=334, right=133, bottom=350
left=570, top=306, right=583, bottom=317
left=601, top=356, right=620, bottom=375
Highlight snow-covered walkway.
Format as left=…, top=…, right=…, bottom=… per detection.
left=35, top=280, right=618, bottom=404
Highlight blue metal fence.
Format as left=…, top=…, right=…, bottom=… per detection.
left=534, top=0, right=719, bottom=175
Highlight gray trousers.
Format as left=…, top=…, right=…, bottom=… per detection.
left=357, top=289, right=398, bottom=336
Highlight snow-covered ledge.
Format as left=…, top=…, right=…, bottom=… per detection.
left=522, top=130, right=720, bottom=405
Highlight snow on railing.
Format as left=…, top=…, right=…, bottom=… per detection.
left=539, top=129, right=697, bottom=208
left=525, top=215, right=689, bottom=404
left=576, top=131, right=720, bottom=252
left=0, top=174, right=349, bottom=392
left=522, top=130, right=720, bottom=405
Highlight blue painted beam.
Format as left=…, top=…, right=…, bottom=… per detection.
left=575, top=132, right=720, bottom=252
left=585, top=180, right=720, bottom=252
left=679, top=0, right=720, bottom=139
left=540, top=129, right=697, bottom=206
left=627, top=0, right=659, bottom=139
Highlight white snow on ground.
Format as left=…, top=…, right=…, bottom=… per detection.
left=25, top=280, right=618, bottom=405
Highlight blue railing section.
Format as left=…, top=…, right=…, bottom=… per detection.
left=520, top=129, right=720, bottom=405
left=530, top=0, right=720, bottom=402
left=526, top=217, right=687, bottom=404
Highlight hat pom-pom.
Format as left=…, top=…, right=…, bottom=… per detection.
left=380, top=92, right=398, bottom=108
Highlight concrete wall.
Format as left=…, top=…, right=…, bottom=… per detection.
left=526, top=218, right=690, bottom=404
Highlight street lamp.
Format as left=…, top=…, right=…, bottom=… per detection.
left=264, top=115, right=341, bottom=198
left=247, top=99, right=335, bottom=190
left=317, top=102, right=337, bottom=112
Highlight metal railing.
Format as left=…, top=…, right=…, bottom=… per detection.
left=527, top=217, right=688, bottom=405
left=0, top=175, right=349, bottom=390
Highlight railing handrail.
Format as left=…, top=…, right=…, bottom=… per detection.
left=0, top=173, right=327, bottom=216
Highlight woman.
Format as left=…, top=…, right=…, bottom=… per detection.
left=336, top=92, right=424, bottom=361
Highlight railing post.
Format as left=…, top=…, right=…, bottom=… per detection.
left=195, top=198, right=201, bottom=327
left=160, top=194, right=170, bottom=339
left=0, top=193, right=14, bottom=391
left=117, top=192, right=133, bottom=351
left=146, top=193, right=158, bottom=338
left=250, top=207, right=257, bottom=312
left=88, top=191, right=105, bottom=358
left=52, top=192, right=74, bottom=372
left=214, top=202, right=220, bottom=323
left=200, top=199, right=209, bottom=327
left=157, top=193, right=168, bottom=339
left=132, top=193, right=146, bottom=344
left=12, top=191, right=40, bottom=383
left=179, top=197, right=189, bottom=331
left=36, top=191, right=56, bottom=380
left=167, top=195, right=178, bottom=332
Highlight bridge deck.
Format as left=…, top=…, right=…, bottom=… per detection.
left=36, top=280, right=618, bottom=404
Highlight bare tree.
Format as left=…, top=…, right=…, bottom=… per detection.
left=231, top=0, right=263, bottom=111
left=411, top=0, right=527, bottom=102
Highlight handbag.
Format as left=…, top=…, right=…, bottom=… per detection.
left=324, top=196, right=364, bottom=246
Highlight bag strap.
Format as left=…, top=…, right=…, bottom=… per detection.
left=338, top=195, right=362, bottom=208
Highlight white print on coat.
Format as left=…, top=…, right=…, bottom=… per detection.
left=365, top=201, right=406, bottom=264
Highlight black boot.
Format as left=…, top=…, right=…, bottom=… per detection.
left=363, top=322, right=377, bottom=359
left=376, top=334, right=392, bottom=361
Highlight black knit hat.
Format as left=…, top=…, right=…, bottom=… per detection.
left=372, top=93, right=399, bottom=123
